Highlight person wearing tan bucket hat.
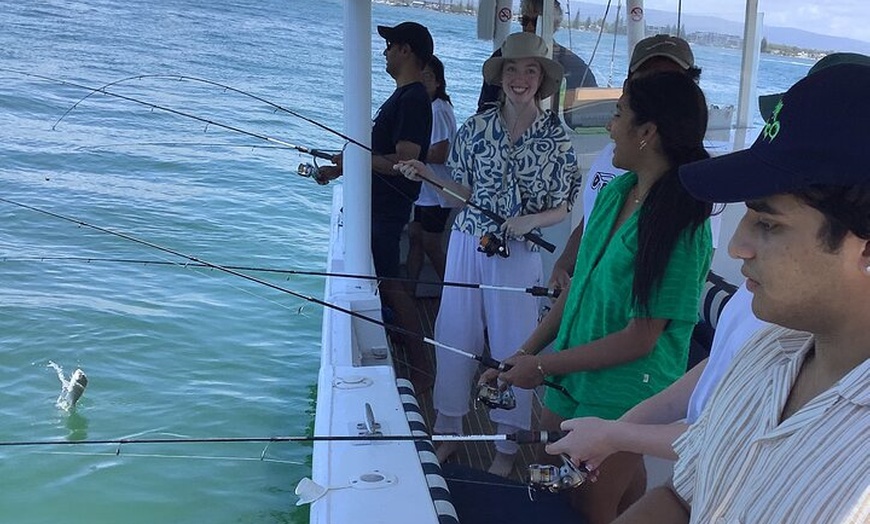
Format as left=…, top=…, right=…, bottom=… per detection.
left=482, top=32, right=564, bottom=101
left=396, top=31, right=579, bottom=477
left=477, top=0, right=598, bottom=113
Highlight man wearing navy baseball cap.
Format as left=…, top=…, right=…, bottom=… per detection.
left=376, top=21, right=434, bottom=66
left=613, top=62, right=870, bottom=522
left=317, top=21, right=435, bottom=390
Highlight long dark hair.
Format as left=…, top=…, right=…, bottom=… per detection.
left=626, top=71, right=713, bottom=313
left=427, top=55, right=451, bottom=104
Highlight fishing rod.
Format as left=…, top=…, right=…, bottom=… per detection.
left=0, top=68, right=336, bottom=161
left=396, top=166, right=557, bottom=253
left=1, top=256, right=561, bottom=298
left=0, top=196, right=574, bottom=401
left=81, top=141, right=330, bottom=151
left=27, top=68, right=557, bottom=253
left=51, top=73, right=370, bottom=152
left=0, top=430, right=568, bottom=448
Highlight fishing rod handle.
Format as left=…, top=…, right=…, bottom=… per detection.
left=524, top=232, right=556, bottom=253
left=527, top=286, right=561, bottom=298
left=479, top=355, right=511, bottom=372
left=510, top=430, right=568, bottom=444
left=309, top=148, right=334, bottom=161
left=476, top=208, right=557, bottom=254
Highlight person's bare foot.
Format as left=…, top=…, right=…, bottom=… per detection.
left=435, top=440, right=460, bottom=464
left=487, top=451, right=516, bottom=477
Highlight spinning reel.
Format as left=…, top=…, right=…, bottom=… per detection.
left=478, top=231, right=509, bottom=258
left=297, top=162, right=332, bottom=185
left=528, top=454, right=589, bottom=494
left=475, top=383, right=516, bottom=410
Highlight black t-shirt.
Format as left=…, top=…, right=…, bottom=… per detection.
left=476, top=43, right=597, bottom=113
left=371, top=81, right=432, bottom=222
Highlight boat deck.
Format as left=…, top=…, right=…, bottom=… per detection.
left=392, top=296, right=543, bottom=482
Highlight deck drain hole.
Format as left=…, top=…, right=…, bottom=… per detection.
left=360, top=473, right=384, bottom=483
left=350, top=470, right=397, bottom=490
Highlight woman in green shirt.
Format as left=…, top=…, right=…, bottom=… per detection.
left=481, top=71, right=713, bottom=523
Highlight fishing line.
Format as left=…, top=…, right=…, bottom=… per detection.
left=441, top=477, right=530, bottom=490
left=33, top=69, right=433, bottom=222
left=1, top=256, right=560, bottom=298
left=0, top=196, right=575, bottom=401
left=9, top=68, right=557, bottom=252
left=52, top=73, right=370, bottom=152
left=0, top=68, right=335, bottom=161
left=36, top=449, right=305, bottom=465
left=80, top=141, right=329, bottom=151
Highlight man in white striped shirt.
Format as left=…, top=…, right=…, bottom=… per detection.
left=612, top=62, right=870, bottom=522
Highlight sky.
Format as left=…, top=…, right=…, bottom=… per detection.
left=582, top=0, right=870, bottom=44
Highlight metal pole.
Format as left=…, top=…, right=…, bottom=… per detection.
left=626, top=0, right=645, bottom=59
left=343, top=1, right=373, bottom=280
left=736, top=1, right=762, bottom=150
left=493, top=0, right=512, bottom=50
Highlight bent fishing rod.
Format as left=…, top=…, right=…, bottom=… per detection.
left=17, top=68, right=557, bottom=253
left=0, top=430, right=567, bottom=449
left=0, top=68, right=335, bottom=162
left=0, top=196, right=574, bottom=401
left=1, top=256, right=561, bottom=298
left=51, top=73, right=369, bottom=152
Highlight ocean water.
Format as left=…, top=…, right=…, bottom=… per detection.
left=0, top=1, right=811, bottom=523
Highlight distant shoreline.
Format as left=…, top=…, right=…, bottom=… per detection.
left=379, top=0, right=828, bottom=60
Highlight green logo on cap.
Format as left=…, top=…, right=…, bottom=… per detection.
left=762, top=99, right=783, bottom=142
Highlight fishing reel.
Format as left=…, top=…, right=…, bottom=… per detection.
left=297, top=162, right=332, bottom=186
left=297, top=162, right=319, bottom=179
left=475, top=382, right=516, bottom=410
left=478, top=231, right=509, bottom=258
left=528, top=454, right=589, bottom=494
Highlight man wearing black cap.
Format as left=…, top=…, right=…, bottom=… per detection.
left=318, top=22, right=434, bottom=388
left=613, top=62, right=870, bottom=523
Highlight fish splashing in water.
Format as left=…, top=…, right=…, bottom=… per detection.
left=47, top=361, right=88, bottom=411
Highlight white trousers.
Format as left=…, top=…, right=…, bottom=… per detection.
left=433, top=231, right=542, bottom=451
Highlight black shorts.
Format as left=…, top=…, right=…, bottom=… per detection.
left=413, top=205, right=451, bottom=234
left=371, top=218, right=407, bottom=278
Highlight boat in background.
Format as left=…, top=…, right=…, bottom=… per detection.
left=305, top=1, right=766, bottom=521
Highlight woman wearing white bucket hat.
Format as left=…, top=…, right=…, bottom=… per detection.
left=397, top=31, right=579, bottom=476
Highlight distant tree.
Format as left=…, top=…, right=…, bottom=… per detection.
left=761, top=37, right=769, bottom=52
left=573, top=12, right=580, bottom=29
left=585, top=16, right=592, bottom=30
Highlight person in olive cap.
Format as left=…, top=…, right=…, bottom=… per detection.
left=613, top=61, right=870, bottom=523
left=548, top=34, right=703, bottom=292
left=318, top=22, right=435, bottom=391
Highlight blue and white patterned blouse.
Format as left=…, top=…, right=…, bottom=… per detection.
left=447, top=107, right=579, bottom=250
